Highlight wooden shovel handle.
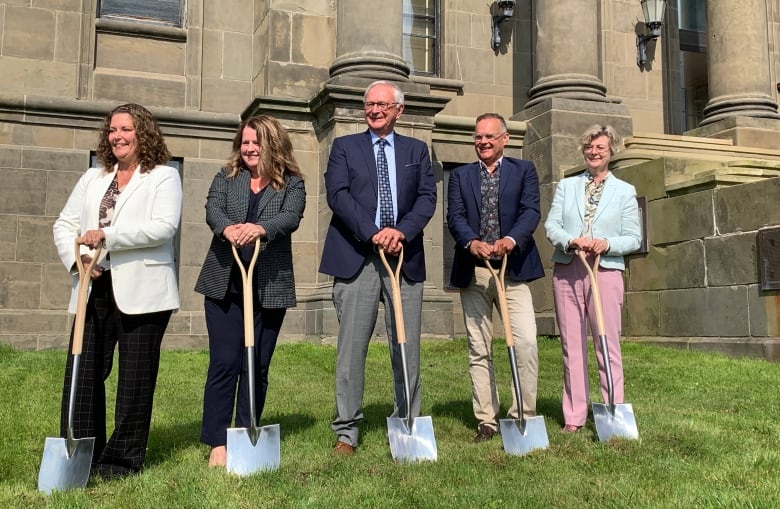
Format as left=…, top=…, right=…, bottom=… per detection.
left=231, top=239, right=261, bottom=348
left=482, top=255, right=514, bottom=347
left=378, top=246, right=406, bottom=345
left=576, top=251, right=606, bottom=337
left=72, top=238, right=102, bottom=356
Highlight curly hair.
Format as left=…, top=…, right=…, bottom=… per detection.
left=95, top=103, right=172, bottom=173
left=225, top=114, right=304, bottom=190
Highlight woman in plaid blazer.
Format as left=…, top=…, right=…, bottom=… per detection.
left=194, top=115, right=306, bottom=467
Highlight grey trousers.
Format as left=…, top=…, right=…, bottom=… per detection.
left=330, top=253, right=423, bottom=447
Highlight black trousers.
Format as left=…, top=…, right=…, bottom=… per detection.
left=60, top=271, right=172, bottom=473
left=200, top=295, right=286, bottom=446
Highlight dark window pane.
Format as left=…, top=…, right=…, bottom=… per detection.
left=99, top=0, right=183, bottom=27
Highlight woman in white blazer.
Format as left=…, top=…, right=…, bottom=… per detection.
left=52, top=103, right=182, bottom=479
left=544, top=125, right=641, bottom=433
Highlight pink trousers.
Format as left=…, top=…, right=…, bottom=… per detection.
left=552, top=257, right=625, bottom=427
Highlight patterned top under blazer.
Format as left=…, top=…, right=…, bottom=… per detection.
left=195, top=168, right=306, bottom=309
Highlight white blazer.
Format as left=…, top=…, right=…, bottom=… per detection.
left=53, top=164, right=182, bottom=314
left=544, top=171, right=641, bottom=271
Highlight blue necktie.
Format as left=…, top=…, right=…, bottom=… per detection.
left=376, top=138, right=394, bottom=228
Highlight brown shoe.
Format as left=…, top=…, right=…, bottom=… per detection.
left=473, top=424, right=497, bottom=443
left=562, top=424, right=583, bottom=433
left=332, top=441, right=355, bottom=456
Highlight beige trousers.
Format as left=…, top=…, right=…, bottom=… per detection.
left=460, top=266, right=538, bottom=430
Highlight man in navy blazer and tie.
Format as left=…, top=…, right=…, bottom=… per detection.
left=319, top=80, right=436, bottom=455
left=446, top=113, right=544, bottom=443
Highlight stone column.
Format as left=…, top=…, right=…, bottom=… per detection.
left=700, top=0, right=780, bottom=124
left=328, top=0, right=409, bottom=82
left=525, top=0, right=607, bottom=107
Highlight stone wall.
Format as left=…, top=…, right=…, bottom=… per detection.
left=616, top=154, right=780, bottom=359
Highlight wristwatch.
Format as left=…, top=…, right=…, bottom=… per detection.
left=465, top=240, right=474, bottom=250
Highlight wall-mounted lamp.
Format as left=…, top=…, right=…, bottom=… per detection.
left=491, top=0, right=516, bottom=51
left=636, top=0, right=667, bottom=68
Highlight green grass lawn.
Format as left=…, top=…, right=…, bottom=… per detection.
left=2, top=338, right=779, bottom=508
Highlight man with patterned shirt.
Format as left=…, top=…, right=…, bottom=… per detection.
left=446, top=113, right=545, bottom=442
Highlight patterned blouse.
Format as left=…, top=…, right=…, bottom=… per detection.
left=581, top=173, right=607, bottom=238
left=479, top=159, right=501, bottom=245
left=99, top=177, right=122, bottom=229
left=96, top=176, right=123, bottom=269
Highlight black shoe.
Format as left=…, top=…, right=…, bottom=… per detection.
left=473, top=424, right=497, bottom=443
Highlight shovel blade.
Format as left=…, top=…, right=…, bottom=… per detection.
left=226, top=424, right=280, bottom=476
left=387, top=416, right=437, bottom=463
left=38, top=436, right=94, bottom=494
left=592, top=402, right=639, bottom=442
left=499, top=416, right=549, bottom=456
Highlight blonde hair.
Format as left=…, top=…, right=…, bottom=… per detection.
left=578, top=125, right=622, bottom=155
left=225, top=115, right=303, bottom=190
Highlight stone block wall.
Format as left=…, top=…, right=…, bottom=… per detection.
left=617, top=157, right=780, bottom=358
left=0, top=97, right=242, bottom=350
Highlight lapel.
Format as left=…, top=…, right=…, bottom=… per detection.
left=574, top=172, right=587, bottom=221
left=593, top=171, right=616, bottom=222
left=466, top=162, right=481, bottom=215
left=361, top=130, right=379, bottom=199
left=113, top=164, right=146, bottom=219
left=94, top=167, right=116, bottom=198
left=392, top=133, right=403, bottom=193
left=253, top=182, right=280, bottom=220
left=498, top=158, right=511, bottom=202
left=233, top=169, right=251, bottom=220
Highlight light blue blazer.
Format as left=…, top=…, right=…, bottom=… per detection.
left=544, top=171, right=641, bottom=270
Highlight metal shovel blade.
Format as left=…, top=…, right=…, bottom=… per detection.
left=593, top=402, right=639, bottom=442
left=37, top=436, right=94, bottom=494
left=499, top=416, right=549, bottom=456
left=226, top=424, right=280, bottom=476
left=387, top=416, right=438, bottom=463
left=39, top=239, right=100, bottom=494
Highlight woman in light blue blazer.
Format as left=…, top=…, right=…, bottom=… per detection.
left=544, top=125, right=641, bottom=433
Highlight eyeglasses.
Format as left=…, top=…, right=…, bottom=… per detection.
left=584, top=144, right=611, bottom=153
left=364, top=101, right=399, bottom=111
left=473, top=132, right=507, bottom=142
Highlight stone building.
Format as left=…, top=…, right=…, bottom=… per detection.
left=0, top=0, right=778, bottom=359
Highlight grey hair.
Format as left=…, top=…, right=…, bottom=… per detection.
left=475, top=113, right=508, bottom=132
left=364, top=80, right=405, bottom=105
left=579, top=124, right=622, bottom=155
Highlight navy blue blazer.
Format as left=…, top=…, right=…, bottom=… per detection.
left=446, top=157, right=544, bottom=288
left=319, top=130, right=436, bottom=282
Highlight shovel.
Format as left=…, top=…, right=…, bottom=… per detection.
left=483, top=255, right=549, bottom=455
left=38, top=238, right=102, bottom=494
left=225, top=238, right=280, bottom=476
left=577, top=251, right=639, bottom=441
left=378, top=246, right=437, bottom=463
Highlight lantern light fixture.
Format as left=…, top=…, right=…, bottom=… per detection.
left=637, top=0, right=667, bottom=69
left=491, top=0, right=516, bottom=51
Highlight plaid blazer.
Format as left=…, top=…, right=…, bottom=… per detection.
left=194, top=168, right=305, bottom=308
